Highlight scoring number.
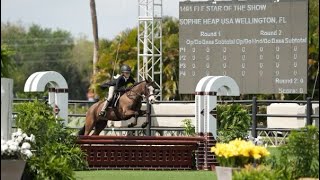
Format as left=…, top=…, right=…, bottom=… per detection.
left=299, top=88, right=303, bottom=93
left=294, top=78, right=304, bottom=84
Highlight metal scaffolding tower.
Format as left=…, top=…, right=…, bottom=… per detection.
left=138, top=0, right=162, bottom=100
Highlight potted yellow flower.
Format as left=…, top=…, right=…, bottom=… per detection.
left=211, top=138, right=270, bottom=180
left=1, top=129, right=35, bottom=180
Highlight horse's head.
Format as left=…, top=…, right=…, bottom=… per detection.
left=145, top=79, right=156, bottom=104
left=129, top=79, right=157, bottom=104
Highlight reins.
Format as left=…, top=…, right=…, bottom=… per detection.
left=125, top=81, right=150, bottom=100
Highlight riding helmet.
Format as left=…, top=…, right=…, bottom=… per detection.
left=120, top=64, right=131, bottom=73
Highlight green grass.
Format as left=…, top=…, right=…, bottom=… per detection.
left=74, top=170, right=217, bottom=180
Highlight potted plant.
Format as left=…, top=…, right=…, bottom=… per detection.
left=211, top=138, right=270, bottom=180
left=1, top=128, right=35, bottom=180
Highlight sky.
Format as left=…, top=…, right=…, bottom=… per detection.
left=1, top=0, right=180, bottom=40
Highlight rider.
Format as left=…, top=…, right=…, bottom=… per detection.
left=99, top=64, right=135, bottom=116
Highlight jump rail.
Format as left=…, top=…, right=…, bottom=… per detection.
left=13, top=97, right=319, bottom=138
left=76, top=135, right=216, bottom=170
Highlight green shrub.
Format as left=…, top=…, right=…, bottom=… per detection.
left=217, top=104, right=251, bottom=143
left=266, top=126, right=319, bottom=179
left=282, top=125, right=319, bottom=179
left=15, top=100, right=87, bottom=180
left=181, top=119, right=196, bottom=168
left=182, top=119, right=195, bottom=136
left=233, top=165, right=283, bottom=180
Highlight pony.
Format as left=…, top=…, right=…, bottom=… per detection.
left=78, top=80, right=156, bottom=136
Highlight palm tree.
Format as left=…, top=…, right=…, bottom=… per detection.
left=90, top=0, right=99, bottom=75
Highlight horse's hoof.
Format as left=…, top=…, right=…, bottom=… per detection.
left=128, top=123, right=135, bottom=128
left=141, top=122, right=149, bottom=128
left=127, top=131, right=134, bottom=136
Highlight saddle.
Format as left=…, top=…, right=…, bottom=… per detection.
left=107, top=93, right=121, bottom=108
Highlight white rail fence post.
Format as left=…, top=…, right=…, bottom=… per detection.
left=195, top=76, right=240, bottom=170
left=195, top=76, right=240, bottom=138
left=24, top=71, right=68, bottom=125
left=1, top=78, right=14, bottom=140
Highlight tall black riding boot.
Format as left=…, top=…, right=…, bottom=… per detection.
left=99, top=100, right=109, bottom=116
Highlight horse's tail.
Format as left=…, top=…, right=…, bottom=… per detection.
left=78, top=125, right=85, bottom=136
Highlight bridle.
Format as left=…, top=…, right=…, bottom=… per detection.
left=125, top=81, right=153, bottom=100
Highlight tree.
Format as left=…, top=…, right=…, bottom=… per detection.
left=1, top=23, right=72, bottom=96
left=90, top=0, right=99, bottom=76
left=1, top=44, right=15, bottom=78
left=70, top=36, right=94, bottom=99
left=1, top=22, right=91, bottom=99
left=162, top=17, right=182, bottom=100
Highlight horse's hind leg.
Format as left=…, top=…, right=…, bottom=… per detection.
left=92, top=120, right=108, bottom=135
left=78, top=125, right=85, bottom=135
left=84, top=116, right=95, bottom=136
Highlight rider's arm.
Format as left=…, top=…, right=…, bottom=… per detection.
left=100, top=82, right=110, bottom=89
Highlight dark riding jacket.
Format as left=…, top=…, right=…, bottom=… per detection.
left=100, top=75, right=135, bottom=93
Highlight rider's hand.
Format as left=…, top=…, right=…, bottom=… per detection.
left=125, top=87, right=131, bottom=91
left=100, top=83, right=108, bottom=89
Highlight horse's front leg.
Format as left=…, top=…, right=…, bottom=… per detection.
left=139, top=110, right=147, bottom=116
left=92, top=120, right=108, bottom=135
left=139, top=110, right=149, bottom=128
left=125, top=110, right=139, bottom=128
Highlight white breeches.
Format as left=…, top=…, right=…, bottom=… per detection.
left=107, top=86, right=115, bottom=101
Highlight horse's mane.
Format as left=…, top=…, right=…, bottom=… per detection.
left=126, top=80, right=146, bottom=91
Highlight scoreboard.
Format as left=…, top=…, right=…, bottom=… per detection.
left=179, top=0, right=308, bottom=94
